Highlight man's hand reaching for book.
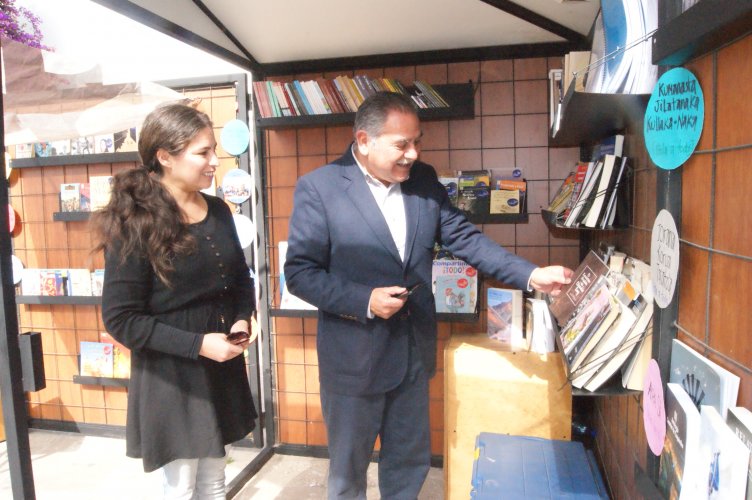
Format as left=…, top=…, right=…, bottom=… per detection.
left=530, top=266, right=573, bottom=297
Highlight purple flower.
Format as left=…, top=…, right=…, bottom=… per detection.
left=0, top=0, right=52, bottom=50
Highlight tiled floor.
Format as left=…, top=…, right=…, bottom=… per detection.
left=0, top=429, right=444, bottom=499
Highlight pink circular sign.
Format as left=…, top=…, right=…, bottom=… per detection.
left=643, top=359, right=666, bottom=456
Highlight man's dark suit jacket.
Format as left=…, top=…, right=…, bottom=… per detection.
left=285, top=147, right=536, bottom=396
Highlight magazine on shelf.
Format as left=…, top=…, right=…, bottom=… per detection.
left=669, top=338, right=740, bottom=419
left=570, top=276, right=647, bottom=389
left=557, top=279, right=618, bottom=374
left=658, top=383, right=702, bottom=500
left=548, top=250, right=610, bottom=327
left=726, top=406, right=752, bottom=500
left=79, top=341, right=114, bottom=378
left=486, top=288, right=523, bottom=350
left=696, top=405, right=750, bottom=499
left=432, top=258, right=477, bottom=314
left=526, top=296, right=557, bottom=354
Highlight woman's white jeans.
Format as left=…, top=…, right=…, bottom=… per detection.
left=161, top=447, right=228, bottom=499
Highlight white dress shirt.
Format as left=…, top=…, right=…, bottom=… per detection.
left=353, top=147, right=408, bottom=319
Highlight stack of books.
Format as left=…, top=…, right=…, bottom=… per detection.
left=545, top=135, right=628, bottom=229
left=59, top=176, right=113, bottom=213
left=253, top=76, right=449, bottom=118
left=658, top=340, right=750, bottom=499
left=20, top=268, right=104, bottom=296
left=547, top=249, right=655, bottom=392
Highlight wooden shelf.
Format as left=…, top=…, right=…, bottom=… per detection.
left=16, top=295, right=101, bottom=305
left=73, top=375, right=128, bottom=387
left=549, top=86, right=649, bottom=148
left=653, top=0, right=752, bottom=66
left=10, top=151, right=140, bottom=169
left=256, top=83, right=475, bottom=129
left=53, top=211, right=91, bottom=222
left=269, top=308, right=478, bottom=322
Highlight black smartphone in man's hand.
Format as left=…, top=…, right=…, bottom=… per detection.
left=394, top=282, right=424, bottom=299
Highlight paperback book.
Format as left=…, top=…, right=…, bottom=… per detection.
left=486, top=288, right=523, bottom=349
left=658, top=383, right=702, bottom=500
left=697, top=405, right=750, bottom=499
left=726, top=406, right=752, bottom=500
left=432, top=259, right=477, bottom=314
left=548, top=250, right=610, bottom=327
left=79, top=341, right=114, bottom=378
left=669, top=338, right=740, bottom=419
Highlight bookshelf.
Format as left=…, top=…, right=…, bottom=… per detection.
left=72, top=375, right=128, bottom=387
left=549, top=85, right=650, bottom=148
left=540, top=210, right=628, bottom=231
left=53, top=212, right=91, bottom=222
left=256, top=82, right=474, bottom=130
left=16, top=296, right=101, bottom=305
left=10, top=151, right=140, bottom=169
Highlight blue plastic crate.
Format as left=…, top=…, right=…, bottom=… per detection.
left=471, top=432, right=609, bottom=499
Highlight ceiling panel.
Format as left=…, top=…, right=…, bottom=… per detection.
left=95, top=0, right=600, bottom=72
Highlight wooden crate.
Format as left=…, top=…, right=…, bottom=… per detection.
left=444, top=333, right=572, bottom=499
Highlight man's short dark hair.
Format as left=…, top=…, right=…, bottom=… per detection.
left=354, top=92, right=417, bottom=137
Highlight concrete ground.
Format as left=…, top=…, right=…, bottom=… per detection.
left=0, top=429, right=444, bottom=499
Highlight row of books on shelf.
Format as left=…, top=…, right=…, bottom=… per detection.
left=59, top=177, right=113, bottom=212
left=658, top=339, right=750, bottom=500
left=253, top=76, right=449, bottom=118
left=440, top=169, right=527, bottom=218
left=546, top=135, right=628, bottom=228
left=20, top=268, right=104, bottom=297
left=13, top=128, right=138, bottom=159
left=79, top=333, right=130, bottom=379
left=546, top=248, right=655, bottom=393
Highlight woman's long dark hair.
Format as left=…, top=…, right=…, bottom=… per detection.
left=91, top=103, right=213, bottom=285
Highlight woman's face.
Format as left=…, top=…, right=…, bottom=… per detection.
left=159, top=127, right=218, bottom=193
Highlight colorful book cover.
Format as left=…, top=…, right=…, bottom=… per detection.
left=94, top=134, right=114, bottom=154
left=669, top=338, right=740, bottom=419
left=67, top=268, right=93, bottom=296
left=100, top=332, right=131, bottom=379
left=90, top=269, right=105, bottom=296
left=486, top=288, right=523, bottom=349
left=438, top=176, right=459, bottom=206
left=658, top=383, right=701, bottom=500
left=71, top=136, right=94, bottom=155
left=79, top=341, right=114, bottom=378
left=432, top=259, right=477, bottom=314
left=14, top=143, right=34, bottom=158
left=89, top=175, right=113, bottom=211
left=60, top=183, right=82, bottom=212
left=548, top=250, right=610, bottom=327
left=697, top=405, right=750, bottom=499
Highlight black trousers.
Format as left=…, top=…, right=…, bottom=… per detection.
left=320, top=333, right=431, bottom=500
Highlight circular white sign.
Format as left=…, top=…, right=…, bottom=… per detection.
left=650, top=209, right=680, bottom=309
left=233, top=213, right=255, bottom=249
left=222, top=169, right=252, bottom=205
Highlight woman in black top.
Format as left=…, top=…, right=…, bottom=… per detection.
left=92, top=103, right=257, bottom=499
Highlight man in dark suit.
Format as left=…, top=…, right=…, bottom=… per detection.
left=285, top=92, right=572, bottom=499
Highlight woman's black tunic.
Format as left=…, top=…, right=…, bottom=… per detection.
left=101, top=194, right=257, bottom=472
